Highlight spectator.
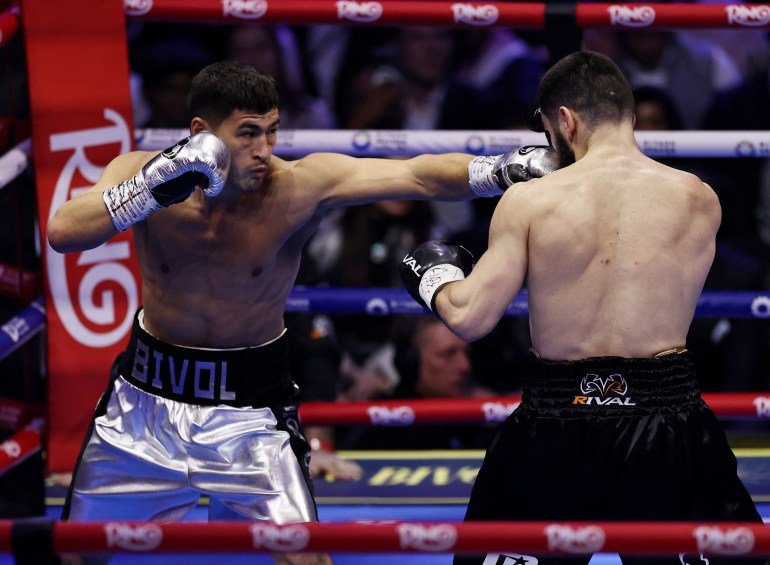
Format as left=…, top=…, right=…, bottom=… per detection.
left=616, top=30, right=741, bottom=129
left=302, top=199, right=436, bottom=401
left=343, top=27, right=504, bottom=238
left=342, top=317, right=495, bottom=451
left=455, top=28, right=545, bottom=128
left=697, top=53, right=770, bottom=392
left=132, top=36, right=215, bottom=128
left=225, top=25, right=335, bottom=129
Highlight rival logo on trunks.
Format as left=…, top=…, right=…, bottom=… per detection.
left=367, top=405, right=415, bottom=426
left=397, top=524, right=458, bottom=552
left=250, top=524, right=310, bottom=552
left=607, top=5, right=656, bottom=27
left=692, top=526, right=755, bottom=555
left=573, top=373, right=637, bottom=406
left=222, top=0, right=268, bottom=20
left=544, top=524, right=605, bottom=554
left=451, top=4, right=499, bottom=26
left=336, top=1, right=383, bottom=22
left=725, top=5, right=770, bottom=26
left=104, top=523, right=163, bottom=551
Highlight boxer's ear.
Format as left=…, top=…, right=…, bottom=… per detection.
left=190, top=117, right=210, bottom=135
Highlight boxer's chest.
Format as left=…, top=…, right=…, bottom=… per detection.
left=136, top=195, right=314, bottom=288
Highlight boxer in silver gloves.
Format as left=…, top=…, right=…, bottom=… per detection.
left=48, top=60, right=558, bottom=564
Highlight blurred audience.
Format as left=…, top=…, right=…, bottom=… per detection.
left=340, top=317, right=496, bottom=451
left=615, top=30, right=741, bottom=129
left=225, top=25, right=335, bottom=129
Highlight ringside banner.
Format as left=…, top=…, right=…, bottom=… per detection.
left=23, top=0, right=139, bottom=472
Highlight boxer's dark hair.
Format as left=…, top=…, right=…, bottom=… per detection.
left=188, top=60, right=279, bottom=125
left=535, top=51, right=634, bottom=130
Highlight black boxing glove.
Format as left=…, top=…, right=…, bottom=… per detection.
left=103, top=131, right=230, bottom=231
left=468, top=145, right=558, bottom=198
left=400, top=241, right=474, bottom=311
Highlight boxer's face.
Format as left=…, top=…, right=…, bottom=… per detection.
left=214, top=107, right=280, bottom=193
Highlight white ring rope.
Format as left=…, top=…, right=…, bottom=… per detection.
left=3, top=130, right=769, bottom=194
left=136, top=129, right=770, bottom=159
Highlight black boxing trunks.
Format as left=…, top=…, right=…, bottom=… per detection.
left=63, top=309, right=317, bottom=524
left=455, top=352, right=766, bottom=565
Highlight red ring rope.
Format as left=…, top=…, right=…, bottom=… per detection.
left=124, top=1, right=770, bottom=30
left=299, top=393, right=770, bottom=425
left=0, top=521, right=756, bottom=555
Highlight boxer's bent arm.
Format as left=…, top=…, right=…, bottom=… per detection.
left=434, top=189, right=530, bottom=341
left=299, top=152, right=475, bottom=209
left=47, top=151, right=154, bottom=253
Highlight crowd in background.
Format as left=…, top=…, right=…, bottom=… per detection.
left=2, top=19, right=770, bottom=470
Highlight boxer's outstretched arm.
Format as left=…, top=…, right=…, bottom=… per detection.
left=300, top=152, right=476, bottom=209
left=434, top=188, right=531, bottom=342
left=47, top=151, right=153, bottom=253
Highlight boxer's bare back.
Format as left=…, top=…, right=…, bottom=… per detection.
left=436, top=123, right=721, bottom=360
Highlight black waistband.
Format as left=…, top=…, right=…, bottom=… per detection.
left=521, top=352, right=704, bottom=415
left=118, top=310, right=297, bottom=407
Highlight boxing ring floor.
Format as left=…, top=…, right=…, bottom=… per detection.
left=12, top=448, right=770, bottom=564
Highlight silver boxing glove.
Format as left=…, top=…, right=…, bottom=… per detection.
left=103, top=131, right=231, bottom=231
left=468, top=145, right=558, bottom=198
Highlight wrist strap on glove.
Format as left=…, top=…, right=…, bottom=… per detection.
left=103, top=174, right=160, bottom=232
left=468, top=154, right=504, bottom=198
left=419, top=264, right=466, bottom=311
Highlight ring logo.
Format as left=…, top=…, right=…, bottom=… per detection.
left=545, top=524, right=605, bottom=554
left=365, top=297, right=390, bottom=315
left=48, top=109, right=138, bottom=347
left=573, top=373, right=636, bottom=406
left=104, top=523, right=163, bottom=551
left=693, top=526, right=754, bottom=555
left=465, top=135, right=485, bottom=154
left=1, top=316, right=27, bottom=343
left=337, top=1, right=383, bottom=22
left=607, top=5, right=656, bottom=27
left=368, top=405, right=415, bottom=426
left=451, top=4, right=499, bottom=26
left=397, top=524, right=457, bottom=552
left=124, top=0, right=153, bottom=16
left=735, top=140, right=756, bottom=157
left=0, top=440, right=20, bottom=458
left=750, top=296, right=770, bottom=318
left=482, top=401, right=519, bottom=422
left=753, top=396, right=770, bottom=418
left=250, top=524, right=310, bottom=552
left=726, top=5, right=770, bottom=26
left=222, top=0, right=268, bottom=20
left=351, top=130, right=373, bottom=151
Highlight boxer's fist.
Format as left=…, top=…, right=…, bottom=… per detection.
left=400, top=241, right=474, bottom=311
left=104, top=131, right=231, bottom=231
left=469, top=145, right=558, bottom=198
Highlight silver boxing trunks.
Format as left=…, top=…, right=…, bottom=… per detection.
left=63, top=310, right=317, bottom=524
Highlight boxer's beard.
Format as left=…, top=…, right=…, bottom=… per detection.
left=552, top=130, right=576, bottom=168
